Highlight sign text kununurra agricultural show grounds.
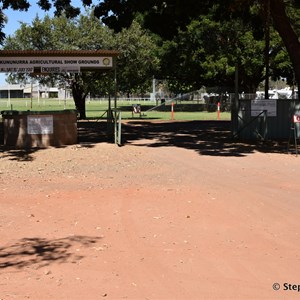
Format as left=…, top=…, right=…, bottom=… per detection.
left=0, top=56, right=112, bottom=73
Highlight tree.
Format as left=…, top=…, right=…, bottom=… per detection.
left=3, top=11, right=115, bottom=119
left=94, top=0, right=210, bottom=39
left=1, top=0, right=299, bottom=94
left=94, top=0, right=300, bottom=92
left=0, top=0, right=95, bottom=43
left=269, top=0, right=300, bottom=91
left=158, top=10, right=266, bottom=93
left=112, top=20, right=160, bottom=97
left=3, top=10, right=159, bottom=117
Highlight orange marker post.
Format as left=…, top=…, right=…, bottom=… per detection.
left=171, top=102, right=174, bottom=120
left=217, top=102, right=220, bottom=120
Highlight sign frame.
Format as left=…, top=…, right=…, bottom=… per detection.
left=0, top=56, right=114, bottom=74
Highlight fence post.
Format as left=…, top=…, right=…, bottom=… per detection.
left=118, top=111, right=122, bottom=145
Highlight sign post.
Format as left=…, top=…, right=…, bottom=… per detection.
left=288, top=114, right=300, bottom=156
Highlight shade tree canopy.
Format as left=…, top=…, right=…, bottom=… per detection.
left=3, top=10, right=159, bottom=118
left=3, top=11, right=114, bottom=119
left=0, top=0, right=299, bottom=94
left=0, top=0, right=94, bottom=42
left=157, top=7, right=267, bottom=93
left=95, top=0, right=300, bottom=91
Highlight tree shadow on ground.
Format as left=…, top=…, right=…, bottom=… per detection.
left=0, top=148, right=36, bottom=161
left=77, top=120, right=111, bottom=144
left=0, top=120, right=291, bottom=159
left=0, top=235, right=101, bottom=269
left=122, top=120, right=289, bottom=157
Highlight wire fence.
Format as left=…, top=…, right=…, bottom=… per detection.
left=1, top=89, right=265, bottom=121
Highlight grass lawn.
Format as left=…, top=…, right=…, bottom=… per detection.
left=0, top=98, right=231, bottom=121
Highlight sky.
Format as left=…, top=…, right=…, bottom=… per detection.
left=0, top=0, right=96, bottom=85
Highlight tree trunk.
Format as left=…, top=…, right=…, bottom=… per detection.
left=264, top=0, right=270, bottom=99
left=270, top=0, right=300, bottom=95
left=72, top=82, right=87, bottom=119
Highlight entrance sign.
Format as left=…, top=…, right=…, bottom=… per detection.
left=251, top=99, right=277, bottom=117
left=0, top=49, right=121, bottom=144
left=0, top=56, right=113, bottom=73
left=0, top=50, right=119, bottom=74
left=27, top=115, right=54, bottom=134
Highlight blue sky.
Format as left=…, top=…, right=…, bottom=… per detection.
left=0, top=0, right=96, bottom=85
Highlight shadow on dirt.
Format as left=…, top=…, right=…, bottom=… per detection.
left=122, top=120, right=289, bottom=157
left=0, top=149, right=36, bottom=161
left=0, top=120, right=107, bottom=161
left=0, top=235, right=101, bottom=269
left=0, top=119, right=291, bottom=159
left=77, top=120, right=111, bottom=144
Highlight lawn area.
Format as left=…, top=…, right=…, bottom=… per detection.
left=0, top=98, right=231, bottom=121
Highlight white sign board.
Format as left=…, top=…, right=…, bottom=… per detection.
left=0, top=56, right=113, bottom=73
left=27, top=115, right=53, bottom=134
left=251, top=99, right=277, bottom=117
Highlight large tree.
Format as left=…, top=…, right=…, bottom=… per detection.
left=269, top=0, right=300, bottom=90
left=112, top=20, right=160, bottom=97
left=157, top=7, right=266, bottom=93
left=3, top=11, right=114, bottom=119
left=1, top=0, right=299, bottom=93
left=3, top=10, right=159, bottom=118
left=94, top=0, right=300, bottom=91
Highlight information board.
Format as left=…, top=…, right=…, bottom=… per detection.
left=251, top=99, right=277, bottom=117
left=27, top=115, right=53, bottom=134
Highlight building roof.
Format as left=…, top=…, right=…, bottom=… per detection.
left=0, top=84, right=25, bottom=90
left=0, top=84, right=58, bottom=92
left=0, top=49, right=120, bottom=57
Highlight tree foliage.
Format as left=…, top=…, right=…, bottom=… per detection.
left=4, top=11, right=112, bottom=118
left=0, top=0, right=300, bottom=94
left=158, top=9, right=266, bottom=93
left=112, top=20, right=160, bottom=96
left=3, top=10, right=159, bottom=117
left=95, top=0, right=300, bottom=92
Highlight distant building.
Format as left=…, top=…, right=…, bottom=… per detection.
left=0, top=84, right=72, bottom=99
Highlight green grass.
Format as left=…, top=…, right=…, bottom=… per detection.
left=121, top=110, right=231, bottom=121
left=0, top=98, right=231, bottom=121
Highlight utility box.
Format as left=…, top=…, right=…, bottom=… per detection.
left=1, top=110, right=77, bottom=148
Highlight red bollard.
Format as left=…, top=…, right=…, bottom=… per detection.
left=217, top=102, right=220, bottom=120
left=171, top=102, right=174, bottom=120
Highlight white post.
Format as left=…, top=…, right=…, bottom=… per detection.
left=64, top=84, right=66, bottom=110
left=152, top=77, right=156, bottom=102
left=7, top=86, right=10, bottom=108
left=38, top=84, right=40, bottom=106
left=30, top=81, right=33, bottom=109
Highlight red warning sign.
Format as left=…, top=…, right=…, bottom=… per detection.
left=293, top=115, right=300, bottom=123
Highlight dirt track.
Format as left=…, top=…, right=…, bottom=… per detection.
left=1, top=120, right=300, bottom=299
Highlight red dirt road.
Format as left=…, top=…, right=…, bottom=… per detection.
left=1, top=121, right=300, bottom=299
